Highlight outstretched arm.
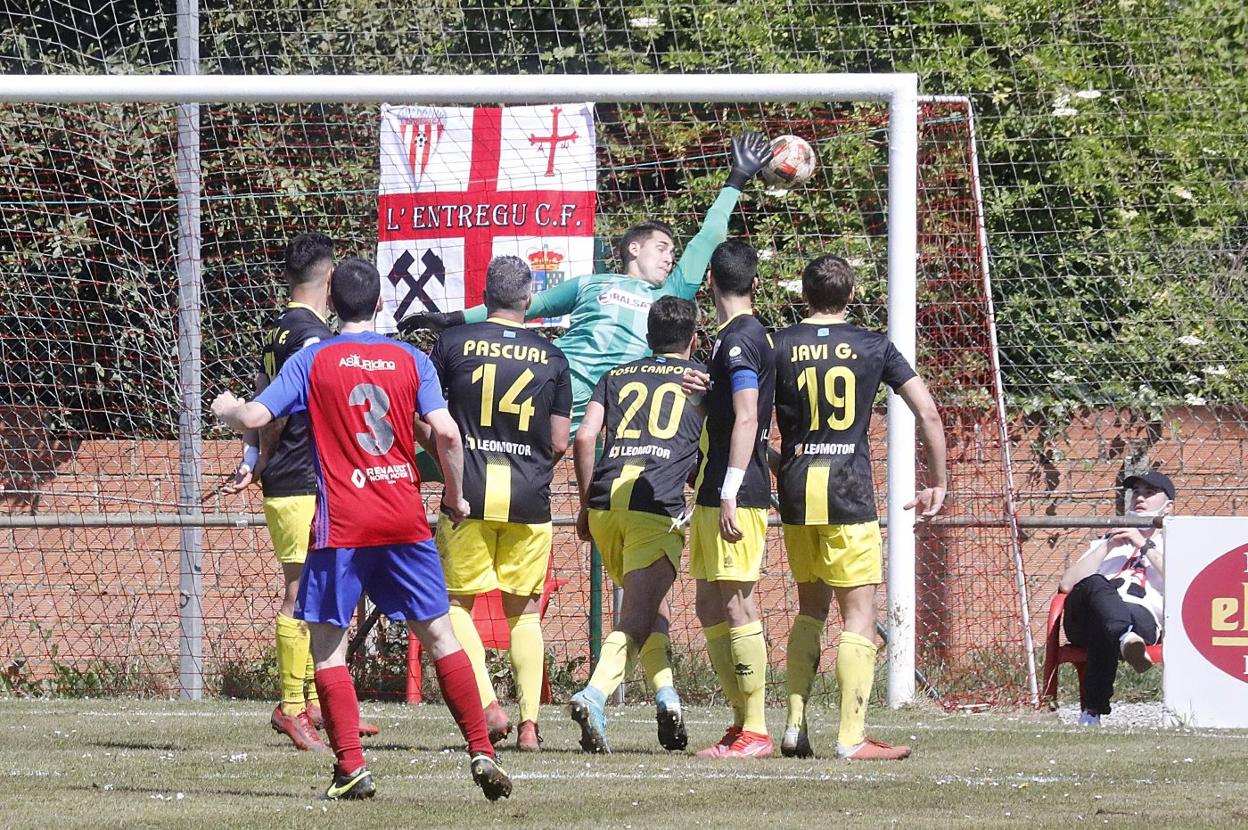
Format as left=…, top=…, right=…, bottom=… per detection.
left=398, top=274, right=586, bottom=333
left=212, top=392, right=274, bottom=433
left=670, top=131, right=773, bottom=298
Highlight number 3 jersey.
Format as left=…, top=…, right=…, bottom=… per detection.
left=772, top=321, right=916, bottom=525
left=255, top=331, right=447, bottom=548
left=430, top=319, right=572, bottom=524
left=587, top=354, right=706, bottom=518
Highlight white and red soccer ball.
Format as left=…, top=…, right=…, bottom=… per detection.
left=762, top=134, right=818, bottom=189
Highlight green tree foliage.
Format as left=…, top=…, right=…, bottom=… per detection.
left=0, top=0, right=1243, bottom=437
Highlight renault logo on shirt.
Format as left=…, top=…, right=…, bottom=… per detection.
left=351, top=469, right=367, bottom=488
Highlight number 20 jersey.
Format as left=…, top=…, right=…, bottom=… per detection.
left=772, top=321, right=916, bottom=525
left=587, top=355, right=705, bottom=518
left=255, top=331, right=447, bottom=549
left=431, top=320, right=572, bottom=524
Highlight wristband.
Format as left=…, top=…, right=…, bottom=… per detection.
left=720, top=466, right=746, bottom=501
left=241, top=444, right=259, bottom=471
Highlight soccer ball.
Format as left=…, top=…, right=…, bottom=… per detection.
left=761, top=134, right=818, bottom=189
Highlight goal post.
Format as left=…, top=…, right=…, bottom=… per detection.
left=0, top=72, right=945, bottom=706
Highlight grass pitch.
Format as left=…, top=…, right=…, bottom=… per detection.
left=0, top=699, right=1245, bottom=829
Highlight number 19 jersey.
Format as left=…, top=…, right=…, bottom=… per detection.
left=587, top=355, right=705, bottom=518
left=772, top=321, right=916, bottom=525
left=431, top=319, right=572, bottom=524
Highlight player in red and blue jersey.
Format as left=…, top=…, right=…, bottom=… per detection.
left=212, top=258, right=511, bottom=803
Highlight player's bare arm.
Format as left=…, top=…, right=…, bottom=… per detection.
left=212, top=390, right=275, bottom=433
left=721, top=386, right=759, bottom=543
left=572, top=400, right=606, bottom=542
left=223, top=371, right=269, bottom=494
left=550, top=413, right=572, bottom=466
left=896, top=375, right=948, bottom=521
left=425, top=407, right=469, bottom=524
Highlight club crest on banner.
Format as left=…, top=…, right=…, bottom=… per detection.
left=375, top=103, right=597, bottom=332
left=397, top=112, right=446, bottom=179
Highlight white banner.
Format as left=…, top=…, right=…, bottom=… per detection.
left=1163, top=516, right=1248, bottom=727
left=375, top=103, right=596, bottom=331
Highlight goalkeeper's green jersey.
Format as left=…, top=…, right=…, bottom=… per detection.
left=463, top=186, right=741, bottom=427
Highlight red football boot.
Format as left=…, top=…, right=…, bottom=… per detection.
left=484, top=701, right=513, bottom=746
left=270, top=705, right=327, bottom=752
left=306, top=703, right=380, bottom=738
left=720, top=730, right=774, bottom=759
left=837, top=737, right=912, bottom=761
left=695, top=725, right=743, bottom=759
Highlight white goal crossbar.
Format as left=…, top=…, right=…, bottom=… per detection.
left=2, top=72, right=921, bottom=705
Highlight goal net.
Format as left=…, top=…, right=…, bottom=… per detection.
left=0, top=77, right=1034, bottom=705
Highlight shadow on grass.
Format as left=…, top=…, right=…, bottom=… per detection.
left=90, top=740, right=184, bottom=752
left=69, top=783, right=301, bottom=799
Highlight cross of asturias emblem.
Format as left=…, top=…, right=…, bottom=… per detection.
left=529, top=106, right=579, bottom=176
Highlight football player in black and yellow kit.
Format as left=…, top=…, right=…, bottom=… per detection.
left=683, top=240, right=777, bottom=759
left=430, top=255, right=573, bottom=752
left=224, top=233, right=377, bottom=749
left=568, top=296, right=704, bottom=753
left=773, top=254, right=946, bottom=761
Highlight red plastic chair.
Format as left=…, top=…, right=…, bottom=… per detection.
left=1040, top=592, right=1162, bottom=709
left=405, top=573, right=566, bottom=704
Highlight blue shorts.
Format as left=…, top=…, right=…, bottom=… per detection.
left=295, top=540, right=451, bottom=627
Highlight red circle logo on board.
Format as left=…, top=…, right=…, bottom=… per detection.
left=1180, top=541, right=1248, bottom=685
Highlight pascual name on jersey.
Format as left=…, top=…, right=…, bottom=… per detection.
left=465, top=435, right=533, bottom=456
left=596, top=287, right=652, bottom=312
left=461, top=339, right=550, bottom=364
left=338, top=354, right=397, bottom=372
left=607, top=443, right=672, bottom=461
left=795, top=442, right=856, bottom=457
left=350, top=463, right=413, bottom=488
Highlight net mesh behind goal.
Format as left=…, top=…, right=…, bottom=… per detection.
left=4, top=0, right=1246, bottom=707
left=0, top=95, right=1024, bottom=704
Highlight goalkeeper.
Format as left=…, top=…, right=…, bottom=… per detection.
left=398, top=131, right=773, bottom=429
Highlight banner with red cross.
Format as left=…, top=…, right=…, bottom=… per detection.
left=375, top=103, right=597, bottom=331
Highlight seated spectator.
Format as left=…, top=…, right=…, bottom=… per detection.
left=1057, top=470, right=1174, bottom=726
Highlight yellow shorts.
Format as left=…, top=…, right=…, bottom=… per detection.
left=263, top=495, right=316, bottom=565
left=588, top=509, right=683, bottom=586
left=435, top=518, right=552, bottom=596
left=688, top=504, right=768, bottom=582
left=782, top=521, right=882, bottom=587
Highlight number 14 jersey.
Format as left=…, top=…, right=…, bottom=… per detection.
left=772, top=321, right=916, bottom=525
left=431, top=320, right=572, bottom=524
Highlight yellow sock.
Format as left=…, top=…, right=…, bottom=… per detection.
left=639, top=632, right=673, bottom=692
left=836, top=631, right=878, bottom=748
left=730, top=620, right=768, bottom=735
left=303, top=648, right=318, bottom=706
left=449, top=605, right=495, bottom=706
left=588, top=630, right=636, bottom=698
left=705, top=622, right=743, bottom=726
left=275, top=613, right=309, bottom=716
left=507, top=613, right=544, bottom=724
left=786, top=614, right=824, bottom=729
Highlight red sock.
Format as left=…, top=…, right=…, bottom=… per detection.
left=435, top=649, right=493, bottom=756
left=314, top=665, right=365, bottom=775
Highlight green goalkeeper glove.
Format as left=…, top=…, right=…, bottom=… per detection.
left=725, top=131, right=774, bottom=190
